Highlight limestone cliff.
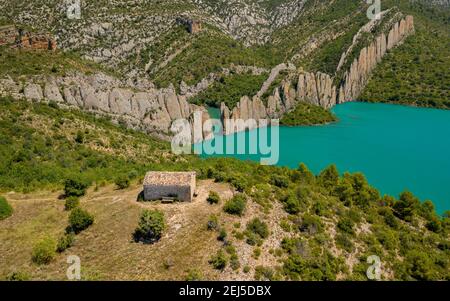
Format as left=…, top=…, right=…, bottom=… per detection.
left=220, top=16, right=415, bottom=134
left=0, top=72, right=211, bottom=142
left=339, top=16, right=415, bottom=102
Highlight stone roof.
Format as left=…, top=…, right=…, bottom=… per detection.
left=143, top=171, right=196, bottom=186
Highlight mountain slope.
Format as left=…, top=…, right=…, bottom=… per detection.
left=0, top=97, right=449, bottom=281
left=360, top=1, right=450, bottom=107
left=1, top=0, right=447, bottom=125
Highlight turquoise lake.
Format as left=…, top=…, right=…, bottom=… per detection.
left=197, top=102, right=450, bottom=214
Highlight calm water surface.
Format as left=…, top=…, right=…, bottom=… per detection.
left=200, top=102, right=450, bottom=214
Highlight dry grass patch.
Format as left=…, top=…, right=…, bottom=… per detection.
left=0, top=180, right=236, bottom=280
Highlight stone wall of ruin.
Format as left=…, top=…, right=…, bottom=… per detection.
left=17, top=35, right=57, bottom=51
left=0, top=25, right=56, bottom=50
left=176, top=17, right=202, bottom=34
left=143, top=184, right=193, bottom=202
left=0, top=26, right=17, bottom=46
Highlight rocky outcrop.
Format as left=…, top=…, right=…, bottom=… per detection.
left=24, top=83, right=43, bottom=100
left=339, top=15, right=414, bottom=103
left=0, top=72, right=212, bottom=141
left=177, top=64, right=269, bottom=99
left=336, top=9, right=394, bottom=72
left=256, top=63, right=295, bottom=98
left=16, top=33, right=57, bottom=51
left=220, top=71, right=334, bottom=134
left=296, top=72, right=336, bottom=109
left=176, top=17, right=202, bottom=34
left=0, top=25, right=57, bottom=50
left=211, top=0, right=307, bottom=45
left=220, top=16, right=415, bottom=134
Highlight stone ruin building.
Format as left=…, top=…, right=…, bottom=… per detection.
left=176, top=17, right=202, bottom=34
left=0, top=25, right=17, bottom=46
left=0, top=25, right=56, bottom=50
left=143, top=171, right=196, bottom=202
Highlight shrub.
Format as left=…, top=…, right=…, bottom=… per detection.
left=299, top=214, right=323, bottom=235
left=282, top=254, right=305, bottom=280
left=251, top=184, right=273, bottom=211
left=382, top=209, right=399, bottom=229
left=64, top=178, right=89, bottom=198
left=230, top=254, right=240, bottom=270
left=426, top=217, right=442, bottom=233
left=245, top=232, right=262, bottom=246
left=270, top=174, right=289, bottom=188
left=185, top=269, right=202, bottom=281
left=404, top=250, right=435, bottom=281
left=223, top=194, right=247, bottom=216
left=438, top=240, right=450, bottom=251
left=280, top=219, right=292, bottom=232
left=133, top=209, right=165, bottom=244
left=64, top=196, right=80, bottom=211
left=374, top=227, right=398, bottom=250
left=218, top=229, right=227, bottom=241
left=393, top=191, right=420, bottom=222
left=207, top=215, right=219, bottom=231
left=312, top=201, right=327, bottom=216
left=31, top=237, right=57, bottom=265
left=115, top=175, right=130, bottom=190
left=255, top=266, right=276, bottom=281
left=6, top=271, right=31, bottom=281
left=252, top=248, right=262, bottom=259
left=335, top=234, right=354, bottom=252
left=337, top=217, right=355, bottom=235
left=209, top=250, right=227, bottom=270
left=56, top=233, right=75, bottom=253
left=74, top=131, right=84, bottom=143
left=128, top=169, right=139, bottom=180
left=67, top=208, right=94, bottom=234
left=297, top=163, right=315, bottom=184
left=234, top=231, right=245, bottom=240
left=48, top=100, right=58, bottom=108
left=0, top=196, right=13, bottom=220
left=281, top=194, right=301, bottom=215
left=229, top=175, right=248, bottom=192
left=246, top=218, right=269, bottom=239
left=207, top=191, right=220, bottom=204
left=317, top=165, right=339, bottom=190
left=281, top=237, right=302, bottom=254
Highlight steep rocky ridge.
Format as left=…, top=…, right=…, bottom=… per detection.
left=0, top=0, right=307, bottom=77
left=0, top=72, right=212, bottom=142
left=194, top=0, right=308, bottom=45
left=0, top=1, right=443, bottom=140
left=220, top=15, right=415, bottom=134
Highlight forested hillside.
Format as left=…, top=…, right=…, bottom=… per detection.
left=360, top=1, right=450, bottom=107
